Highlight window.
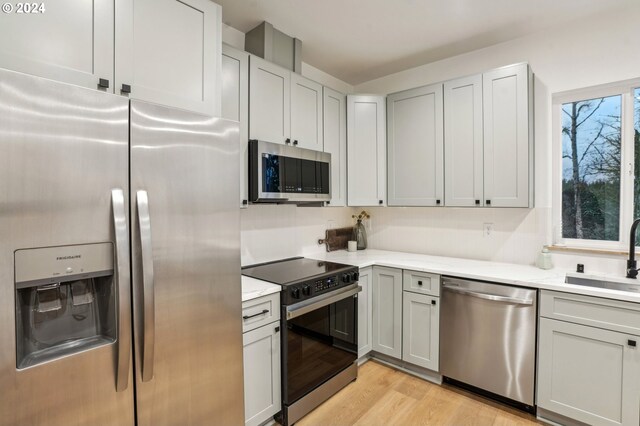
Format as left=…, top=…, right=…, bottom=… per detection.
left=554, top=80, right=640, bottom=249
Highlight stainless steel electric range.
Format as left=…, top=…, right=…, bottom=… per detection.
left=242, top=257, right=361, bottom=426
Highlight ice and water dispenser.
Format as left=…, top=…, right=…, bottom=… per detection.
left=14, top=243, right=117, bottom=369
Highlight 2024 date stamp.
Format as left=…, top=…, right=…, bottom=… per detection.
left=2, top=3, right=45, bottom=13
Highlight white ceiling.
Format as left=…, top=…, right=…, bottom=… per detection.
left=216, top=0, right=635, bottom=85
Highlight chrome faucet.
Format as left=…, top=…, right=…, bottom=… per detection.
left=628, top=218, right=640, bottom=279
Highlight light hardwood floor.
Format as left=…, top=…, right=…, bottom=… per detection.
left=297, top=360, right=543, bottom=426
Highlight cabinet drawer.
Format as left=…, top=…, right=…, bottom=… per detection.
left=242, top=293, right=280, bottom=333
left=403, top=270, right=440, bottom=296
left=540, top=290, right=640, bottom=336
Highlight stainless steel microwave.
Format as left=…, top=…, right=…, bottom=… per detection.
left=248, top=140, right=331, bottom=204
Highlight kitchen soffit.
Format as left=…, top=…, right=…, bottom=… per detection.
left=215, top=0, right=637, bottom=85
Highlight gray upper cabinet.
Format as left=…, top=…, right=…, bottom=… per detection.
left=387, top=84, right=444, bottom=206
left=0, top=0, right=114, bottom=91
left=347, top=95, right=387, bottom=207
left=249, top=56, right=291, bottom=144
left=323, top=87, right=347, bottom=206
left=483, top=63, right=533, bottom=208
left=444, top=74, right=484, bottom=207
left=249, top=56, right=324, bottom=149
left=115, top=0, right=222, bottom=116
left=221, top=44, right=249, bottom=208
left=291, top=73, right=323, bottom=150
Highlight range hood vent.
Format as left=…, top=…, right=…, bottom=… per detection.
left=245, top=21, right=302, bottom=73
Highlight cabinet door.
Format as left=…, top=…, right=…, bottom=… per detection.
left=387, top=84, right=444, bottom=206
left=291, top=74, right=323, bottom=150
left=222, top=44, right=249, bottom=208
left=243, top=323, right=281, bottom=426
left=538, top=318, right=640, bottom=426
left=249, top=56, right=290, bottom=144
left=402, top=292, right=439, bottom=371
left=483, top=64, right=533, bottom=208
left=0, top=0, right=114, bottom=91
left=347, top=95, right=387, bottom=206
left=323, top=87, right=347, bottom=206
left=357, top=267, right=373, bottom=358
left=444, top=75, right=484, bottom=207
left=372, top=267, right=402, bottom=358
left=115, top=0, right=221, bottom=115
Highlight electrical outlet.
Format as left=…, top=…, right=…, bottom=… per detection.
left=483, top=223, right=494, bottom=237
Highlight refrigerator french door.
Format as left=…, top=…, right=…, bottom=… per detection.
left=0, top=68, right=134, bottom=425
left=0, top=68, right=244, bottom=426
left=129, top=100, right=244, bottom=425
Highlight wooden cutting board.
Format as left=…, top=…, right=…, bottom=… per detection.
left=320, top=226, right=353, bottom=252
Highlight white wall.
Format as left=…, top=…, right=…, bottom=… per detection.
left=355, top=5, right=640, bottom=273
left=241, top=205, right=353, bottom=265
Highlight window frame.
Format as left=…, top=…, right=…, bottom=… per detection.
left=552, top=79, right=639, bottom=250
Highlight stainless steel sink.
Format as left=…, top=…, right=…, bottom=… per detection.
left=565, top=274, right=640, bottom=293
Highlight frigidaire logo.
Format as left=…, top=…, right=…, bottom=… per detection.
left=56, top=255, right=81, bottom=260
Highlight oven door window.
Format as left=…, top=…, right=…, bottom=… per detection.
left=285, top=296, right=357, bottom=404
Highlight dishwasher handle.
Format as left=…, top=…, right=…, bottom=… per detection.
left=442, top=283, right=534, bottom=305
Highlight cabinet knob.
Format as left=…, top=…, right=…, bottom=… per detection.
left=418, top=281, right=423, bottom=286
left=242, top=199, right=248, bottom=205
left=379, top=200, right=383, bottom=205
left=285, top=138, right=291, bottom=144
left=486, top=200, right=491, bottom=206
left=326, top=201, right=330, bottom=205
left=121, top=84, right=131, bottom=94
left=629, top=339, right=637, bottom=347
left=431, top=300, right=436, bottom=305
left=98, top=78, right=110, bottom=89
left=275, top=326, right=280, bottom=333
left=436, top=200, right=441, bottom=205
left=293, top=140, right=298, bottom=145
left=475, top=200, right=480, bottom=205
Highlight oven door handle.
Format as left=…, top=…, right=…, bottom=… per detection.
left=286, top=284, right=361, bottom=320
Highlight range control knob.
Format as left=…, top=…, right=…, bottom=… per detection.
left=351, top=271, right=359, bottom=282
left=342, top=273, right=351, bottom=283
left=302, top=285, right=311, bottom=296
left=290, top=287, right=301, bottom=299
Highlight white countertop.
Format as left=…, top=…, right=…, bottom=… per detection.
left=306, top=249, right=640, bottom=304
left=241, top=276, right=281, bottom=302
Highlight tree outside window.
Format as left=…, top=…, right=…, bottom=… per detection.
left=561, top=95, right=621, bottom=241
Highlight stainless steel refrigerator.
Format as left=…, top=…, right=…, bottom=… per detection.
left=0, top=68, right=244, bottom=425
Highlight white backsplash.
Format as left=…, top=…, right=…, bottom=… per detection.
left=240, top=204, right=353, bottom=266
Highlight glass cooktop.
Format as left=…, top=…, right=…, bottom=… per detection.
left=242, top=257, right=355, bottom=286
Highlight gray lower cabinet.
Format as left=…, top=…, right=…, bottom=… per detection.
left=243, top=321, right=281, bottom=426
left=372, top=266, right=402, bottom=358
left=357, top=267, right=373, bottom=358
left=242, top=293, right=281, bottom=426
left=402, top=291, right=439, bottom=371
left=537, top=291, right=640, bottom=426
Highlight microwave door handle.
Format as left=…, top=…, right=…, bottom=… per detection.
left=137, top=190, right=156, bottom=382
left=112, top=189, right=132, bottom=392
left=286, top=284, right=361, bottom=320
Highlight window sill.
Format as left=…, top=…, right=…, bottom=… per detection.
left=549, top=245, right=631, bottom=257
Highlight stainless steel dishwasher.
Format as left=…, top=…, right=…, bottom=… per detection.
left=440, top=277, right=537, bottom=412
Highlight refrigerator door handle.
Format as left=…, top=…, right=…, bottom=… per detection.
left=112, top=188, right=132, bottom=392
left=137, top=190, right=156, bottom=382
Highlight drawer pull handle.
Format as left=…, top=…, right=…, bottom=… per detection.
left=629, top=340, right=637, bottom=347
left=243, top=309, right=269, bottom=320
left=417, top=281, right=423, bottom=286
